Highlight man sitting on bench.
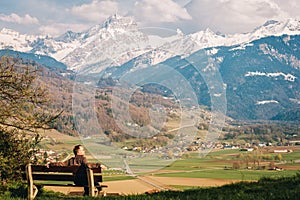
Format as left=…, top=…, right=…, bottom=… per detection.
left=49, top=144, right=106, bottom=195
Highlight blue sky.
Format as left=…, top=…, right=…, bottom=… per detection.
left=0, top=0, right=299, bottom=36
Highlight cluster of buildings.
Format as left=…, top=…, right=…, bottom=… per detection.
left=33, top=149, right=65, bottom=164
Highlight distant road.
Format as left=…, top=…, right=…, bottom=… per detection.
left=167, top=124, right=195, bottom=133
left=123, top=159, right=171, bottom=191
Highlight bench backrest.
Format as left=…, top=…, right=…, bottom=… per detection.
left=21, top=164, right=103, bottom=183
left=22, top=164, right=105, bottom=199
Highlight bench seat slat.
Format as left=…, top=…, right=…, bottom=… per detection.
left=30, top=174, right=103, bottom=182
left=32, top=174, right=74, bottom=181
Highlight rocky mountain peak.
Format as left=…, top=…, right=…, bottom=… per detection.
left=253, top=18, right=300, bottom=35
left=101, top=14, right=137, bottom=30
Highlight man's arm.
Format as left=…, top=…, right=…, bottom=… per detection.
left=48, top=157, right=74, bottom=167
left=87, top=163, right=107, bottom=170
left=49, top=160, right=68, bottom=167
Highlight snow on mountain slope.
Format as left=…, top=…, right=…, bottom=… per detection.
left=1, top=16, right=300, bottom=73
left=30, top=36, right=81, bottom=61
left=0, top=28, right=41, bottom=52
left=146, top=18, right=300, bottom=65
left=245, top=71, right=296, bottom=82
left=190, top=18, right=300, bottom=52
left=61, top=15, right=187, bottom=73
left=61, top=15, right=151, bottom=72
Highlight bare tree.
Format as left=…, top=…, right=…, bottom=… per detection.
left=0, top=56, right=58, bottom=183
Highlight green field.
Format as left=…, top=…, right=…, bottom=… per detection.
left=155, top=168, right=299, bottom=180
left=153, top=148, right=300, bottom=180
left=3, top=134, right=300, bottom=200
left=97, top=148, right=300, bottom=183
left=38, top=132, right=300, bottom=183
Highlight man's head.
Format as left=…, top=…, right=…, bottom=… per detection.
left=73, top=145, right=85, bottom=156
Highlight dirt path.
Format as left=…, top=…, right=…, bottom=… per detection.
left=144, top=176, right=241, bottom=187
left=103, top=176, right=242, bottom=195
left=44, top=176, right=243, bottom=196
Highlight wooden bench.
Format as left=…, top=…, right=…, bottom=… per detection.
left=22, top=164, right=107, bottom=199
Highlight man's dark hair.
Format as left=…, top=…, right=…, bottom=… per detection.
left=73, top=145, right=82, bottom=156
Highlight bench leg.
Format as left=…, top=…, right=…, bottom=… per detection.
left=95, top=185, right=108, bottom=197
left=87, top=168, right=107, bottom=197
left=32, top=185, right=38, bottom=199
left=27, top=184, right=38, bottom=200
left=87, top=168, right=96, bottom=197
left=98, top=190, right=107, bottom=197
left=26, top=164, right=38, bottom=200
left=93, top=187, right=99, bottom=196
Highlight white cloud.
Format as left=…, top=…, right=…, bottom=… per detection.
left=133, top=0, right=192, bottom=24
left=273, top=0, right=300, bottom=18
left=1, top=0, right=300, bottom=36
left=186, top=0, right=289, bottom=33
left=0, top=13, right=39, bottom=24
left=67, top=0, right=119, bottom=22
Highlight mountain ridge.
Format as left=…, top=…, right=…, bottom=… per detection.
left=99, top=34, right=300, bottom=121
left=1, top=16, right=300, bottom=73
left=1, top=16, right=300, bottom=121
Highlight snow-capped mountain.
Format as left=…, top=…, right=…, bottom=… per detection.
left=1, top=16, right=300, bottom=74
left=61, top=14, right=152, bottom=73
left=191, top=18, right=300, bottom=47
left=1, top=15, right=300, bottom=121
left=0, top=28, right=42, bottom=52
left=0, top=14, right=183, bottom=73
left=0, top=28, right=79, bottom=61
left=100, top=34, right=300, bottom=120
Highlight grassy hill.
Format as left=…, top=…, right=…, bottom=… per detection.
left=2, top=173, right=299, bottom=199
